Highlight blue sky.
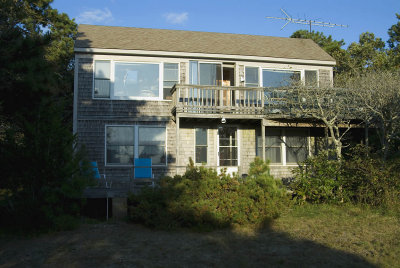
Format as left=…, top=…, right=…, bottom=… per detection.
left=53, top=0, right=400, bottom=48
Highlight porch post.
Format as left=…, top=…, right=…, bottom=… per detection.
left=261, top=119, right=266, bottom=161
left=176, top=115, right=180, bottom=175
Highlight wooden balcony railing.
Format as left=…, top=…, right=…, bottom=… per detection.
left=171, top=84, right=290, bottom=116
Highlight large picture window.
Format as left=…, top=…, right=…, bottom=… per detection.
left=106, top=125, right=166, bottom=166
left=114, top=62, right=160, bottom=98
left=263, top=69, right=301, bottom=88
left=93, top=60, right=162, bottom=100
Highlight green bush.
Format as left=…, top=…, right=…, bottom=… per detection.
left=291, top=146, right=400, bottom=210
left=291, top=150, right=347, bottom=204
left=342, top=146, right=400, bottom=208
left=128, top=158, right=290, bottom=230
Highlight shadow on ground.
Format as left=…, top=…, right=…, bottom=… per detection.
left=0, top=221, right=376, bottom=268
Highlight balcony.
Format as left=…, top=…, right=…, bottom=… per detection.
left=171, top=84, right=290, bottom=119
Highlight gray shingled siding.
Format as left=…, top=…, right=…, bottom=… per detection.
left=76, top=56, right=333, bottom=197
left=76, top=57, right=177, bottom=193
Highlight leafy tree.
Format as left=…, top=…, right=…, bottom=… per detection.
left=388, top=13, right=400, bottom=51
left=388, top=13, right=400, bottom=66
left=0, top=1, right=87, bottom=231
left=347, top=32, right=391, bottom=73
left=290, top=30, right=351, bottom=75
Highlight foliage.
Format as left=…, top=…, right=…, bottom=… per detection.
left=288, top=85, right=358, bottom=159
left=342, top=146, right=400, bottom=209
left=290, top=150, right=346, bottom=204
left=0, top=0, right=85, bottom=232
left=388, top=13, right=400, bottom=66
left=291, top=147, right=400, bottom=209
left=128, top=158, right=290, bottom=230
left=0, top=98, right=92, bottom=232
left=342, top=70, right=400, bottom=160
left=290, top=30, right=349, bottom=74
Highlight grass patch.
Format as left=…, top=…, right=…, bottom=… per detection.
left=273, top=204, right=400, bottom=267
left=0, top=204, right=399, bottom=267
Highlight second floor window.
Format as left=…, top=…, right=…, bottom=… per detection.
left=163, top=63, right=179, bottom=100
left=189, top=61, right=222, bottom=85
left=93, top=60, right=163, bottom=100
left=94, top=60, right=111, bottom=98
left=262, top=69, right=301, bottom=88
left=114, top=62, right=160, bottom=98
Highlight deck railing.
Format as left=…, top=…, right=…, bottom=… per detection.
left=171, top=84, right=290, bottom=115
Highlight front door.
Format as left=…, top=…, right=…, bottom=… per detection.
left=218, top=126, right=238, bottom=175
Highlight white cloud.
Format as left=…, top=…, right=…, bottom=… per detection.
left=76, top=8, right=113, bottom=24
left=164, top=12, right=188, bottom=24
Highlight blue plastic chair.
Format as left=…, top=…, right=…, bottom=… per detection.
left=89, top=161, right=111, bottom=188
left=134, top=158, right=154, bottom=187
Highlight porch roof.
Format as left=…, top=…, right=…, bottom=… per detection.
left=75, top=24, right=335, bottom=64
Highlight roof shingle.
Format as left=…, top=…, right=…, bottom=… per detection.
left=75, top=24, right=335, bottom=63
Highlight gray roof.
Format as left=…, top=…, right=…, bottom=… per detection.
left=75, top=24, right=335, bottom=63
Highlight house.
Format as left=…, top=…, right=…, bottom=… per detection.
left=73, top=24, right=336, bottom=212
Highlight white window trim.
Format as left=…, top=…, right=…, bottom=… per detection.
left=162, top=61, right=180, bottom=101
left=92, top=60, right=111, bottom=100
left=216, top=125, right=240, bottom=167
left=263, top=128, right=310, bottom=166
left=104, top=124, right=168, bottom=167
left=190, top=61, right=223, bottom=85
left=93, top=59, right=164, bottom=101
left=244, top=66, right=260, bottom=87
left=261, top=68, right=303, bottom=87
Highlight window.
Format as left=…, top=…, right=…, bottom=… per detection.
left=266, top=129, right=282, bottom=164
left=286, top=129, right=308, bottom=163
left=257, top=128, right=309, bottom=165
left=163, top=63, right=179, bottom=100
left=138, top=127, right=166, bottom=165
left=106, top=125, right=166, bottom=166
left=245, top=67, right=259, bottom=87
left=219, top=127, right=238, bottom=166
left=94, top=60, right=111, bottom=98
left=106, top=126, right=134, bottom=165
left=195, top=128, right=207, bottom=163
left=93, top=60, right=163, bottom=100
left=305, top=70, right=318, bottom=86
left=189, top=61, right=222, bottom=85
left=114, top=62, right=160, bottom=98
left=262, top=69, right=301, bottom=87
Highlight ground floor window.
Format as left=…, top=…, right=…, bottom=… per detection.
left=106, top=125, right=166, bottom=166
left=218, top=127, right=238, bottom=166
left=257, top=128, right=309, bottom=165
left=195, top=128, right=208, bottom=163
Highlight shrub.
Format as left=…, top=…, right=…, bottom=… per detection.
left=291, top=146, right=400, bottom=210
left=128, top=158, right=290, bottom=230
left=290, top=150, right=347, bottom=204
left=342, top=146, right=400, bottom=209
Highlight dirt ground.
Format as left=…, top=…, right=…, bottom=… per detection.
left=0, top=220, right=376, bottom=268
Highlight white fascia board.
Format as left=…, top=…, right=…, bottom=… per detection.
left=74, top=47, right=336, bottom=66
